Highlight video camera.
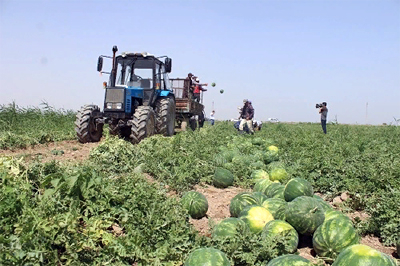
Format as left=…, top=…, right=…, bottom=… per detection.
left=315, top=103, right=326, bottom=108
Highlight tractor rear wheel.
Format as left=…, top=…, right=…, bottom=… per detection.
left=75, top=105, right=103, bottom=143
left=130, top=106, right=156, bottom=144
left=155, top=96, right=175, bottom=136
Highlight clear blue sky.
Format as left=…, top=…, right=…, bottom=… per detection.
left=1, top=0, right=399, bottom=125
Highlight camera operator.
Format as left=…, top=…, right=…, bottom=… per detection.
left=318, top=102, right=328, bottom=134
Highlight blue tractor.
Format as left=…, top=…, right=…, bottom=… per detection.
left=75, top=45, right=175, bottom=143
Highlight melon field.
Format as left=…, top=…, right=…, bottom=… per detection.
left=0, top=104, right=399, bottom=265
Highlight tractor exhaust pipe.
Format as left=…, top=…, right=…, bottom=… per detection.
left=111, top=45, right=118, bottom=87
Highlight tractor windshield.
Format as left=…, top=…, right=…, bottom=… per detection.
left=115, top=58, right=154, bottom=88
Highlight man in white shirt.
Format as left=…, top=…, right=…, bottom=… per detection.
left=210, top=110, right=215, bottom=126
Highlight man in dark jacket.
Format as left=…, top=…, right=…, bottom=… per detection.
left=183, top=73, right=194, bottom=99
left=239, top=99, right=255, bottom=134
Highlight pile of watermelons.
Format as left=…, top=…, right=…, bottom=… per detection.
left=180, top=144, right=398, bottom=266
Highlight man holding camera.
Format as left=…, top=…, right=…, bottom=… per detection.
left=317, top=102, right=328, bottom=134
left=239, top=99, right=255, bottom=135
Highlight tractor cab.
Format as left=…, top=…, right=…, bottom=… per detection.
left=75, top=46, right=176, bottom=144
left=99, top=50, right=173, bottom=119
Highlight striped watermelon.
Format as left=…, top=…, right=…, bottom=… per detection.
left=230, top=192, right=258, bottom=217
left=324, top=209, right=352, bottom=223
left=252, top=192, right=269, bottom=205
left=313, top=217, right=359, bottom=261
left=262, top=220, right=299, bottom=254
left=253, top=178, right=274, bottom=193
left=212, top=217, right=247, bottom=239
left=239, top=205, right=274, bottom=234
left=285, top=196, right=325, bottom=235
left=251, top=169, right=269, bottom=182
left=266, top=254, right=312, bottom=266
left=213, top=167, right=234, bottom=188
left=313, top=195, right=333, bottom=212
left=181, top=191, right=208, bottom=219
left=332, top=244, right=397, bottom=266
left=265, top=183, right=285, bottom=200
left=261, top=198, right=287, bottom=220
left=184, top=247, right=230, bottom=266
left=263, top=150, right=279, bottom=164
left=284, top=178, right=313, bottom=202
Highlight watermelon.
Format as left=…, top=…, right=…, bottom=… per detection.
left=313, top=217, right=359, bottom=261
left=249, top=160, right=266, bottom=170
left=262, top=220, right=299, bottom=253
left=265, top=183, right=285, bottom=200
left=251, top=169, right=269, bottom=182
left=331, top=244, right=397, bottom=266
left=211, top=82, right=216, bottom=87
left=230, top=192, right=258, bottom=217
left=269, top=168, right=288, bottom=181
left=252, top=192, right=269, bottom=204
left=267, top=145, right=279, bottom=152
left=252, top=137, right=265, bottom=145
left=285, top=196, right=325, bottom=235
left=324, top=209, right=352, bottom=223
left=263, top=150, right=279, bottom=164
left=261, top=198, right=287, bottom=220
left=254, top=178, right=274, bottom=193
left=313, top=195, right=333, bottom=212
left=184, top=247, right=230, bottom=266
left=213, top=168, right=234, bottom=188
left=239, top=205, right=274, bottom=234
left=212, top=217, right=247, bottom=239
left=266, top=254, right=312, bottom=266
left=284, top=178, right=313, bottom=202
left=181, top=191, right=208, bottom=219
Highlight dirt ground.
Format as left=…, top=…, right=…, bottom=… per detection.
left=1, top=141, right=398, bottom=262
left=0, top=140, right=99, bottom=163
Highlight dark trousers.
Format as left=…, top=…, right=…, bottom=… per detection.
left=194, top=93, right=200, bottom=102
left=321, top=119, right=327, bottom=134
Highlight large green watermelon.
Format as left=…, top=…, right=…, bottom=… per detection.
left=261, top=198, right=287, bottom=220
left=239, top=205, right=274, bottom=234
left=253, top=178, right=274, bottom=193
left=230, top=192, right=258, bottom=217
left=313, top=195, right=333, bottom=212
left=184, top=247, right=230, bottom=266
left=265, top=183, right=285, bottom=200
left=213, top=167, right=234, bottom=188
left=252, top=192, right=269, bottom=205
left=262, top=220, right=299, bottom=254
left=212, top=217, right=247, bottom=239
left=266, top=254, right=312, bottom=266
left=284, top=178, right=313, bottom=202
left=181, top=191, right=208, bottom=219
left=313, top=217, right=359, bottom=261
left=263, top=150, right=279, bottom=164
left=286, top=196, right=325, bottom=235
left=331, top=244, right=397, bottom=266
left=251, top=169, right=269, bottom=182
left=324, top=209, right=352, bottom=223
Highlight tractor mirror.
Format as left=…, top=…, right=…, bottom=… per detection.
left=97, top=56, right=103, bottom=72
left=165, top=58, right=172, bottom=73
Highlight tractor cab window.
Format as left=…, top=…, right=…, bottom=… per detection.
left=162, top=65, right=172, bottom=91
left=116, top=60, right=134, bottom=86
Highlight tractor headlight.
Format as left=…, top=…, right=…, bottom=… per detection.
left=116, top=103, right=123, bottom=109
left=106, top=102, right=112, bottom=109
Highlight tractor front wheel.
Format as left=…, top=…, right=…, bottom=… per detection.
left=155, top=96, right=176, bottom=136
left=75, top=105, right=103, bottom=143
left=130, top=106, right=156, bottom=144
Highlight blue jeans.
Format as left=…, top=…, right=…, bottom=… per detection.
left=210, top=119, right=215, bottom=126
left=321, top=119, right=327, bottom=134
